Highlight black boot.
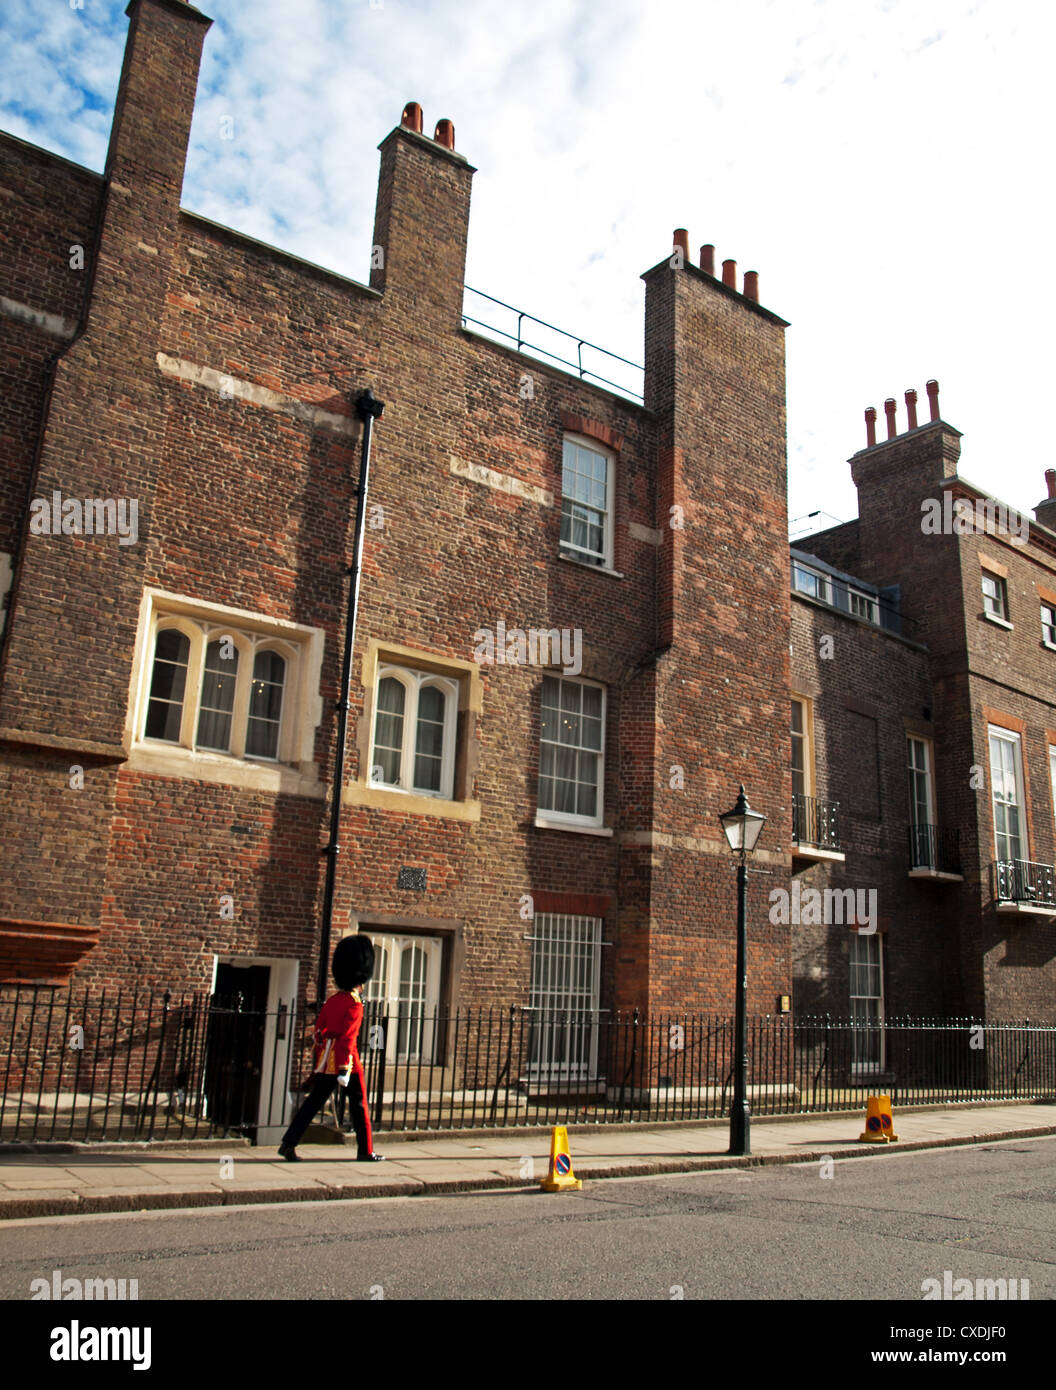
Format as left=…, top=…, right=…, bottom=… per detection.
left=357, top=1152, right=385, bottom=1162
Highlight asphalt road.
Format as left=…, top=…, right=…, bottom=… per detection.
left=1, top=1135, right=1053, bottom=1302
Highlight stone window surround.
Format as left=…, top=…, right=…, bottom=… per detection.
left=346, top=639, right=483, bottom=822
left=369, top=664, right=460, bottom=801
left=124, top=587, right=325, bottom=797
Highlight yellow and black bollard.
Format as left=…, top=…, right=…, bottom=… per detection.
left=540, top=1125, right=583, bottom=1191
left=858, top=1093, right=898, bottom=1143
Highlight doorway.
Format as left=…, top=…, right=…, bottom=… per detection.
left=203, top=962, right=271, bottom=1134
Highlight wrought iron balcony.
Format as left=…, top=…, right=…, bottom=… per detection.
left=792, top=793, right=841, bottom=853
left=993, top=858, right=1056, bottom=910
left=908, top=823, right=962, bottom=876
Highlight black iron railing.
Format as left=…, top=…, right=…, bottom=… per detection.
left=351, top=1006, right=1055, bottom=1133
left=0, top=987, right=300, bottom=1145
left=908, top=823, right=962, bottom=875
left=4, top=988, right=1054, bottom=1142
left=993, top=859, right=1056, bottom=908
left=792, top=793, right=841, bottom=852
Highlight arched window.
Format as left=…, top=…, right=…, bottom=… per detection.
left=144, top=627, right=191, bottom=742
left=370, top=667, right=457, bottom=798
left=246, top=649, right=286, bottom=760
left=141, top=619, right=293, bottom=762
left=197, top=638, right=239, bottom=752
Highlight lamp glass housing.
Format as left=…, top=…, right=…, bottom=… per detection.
left=719, top=786, right=767, bottom=854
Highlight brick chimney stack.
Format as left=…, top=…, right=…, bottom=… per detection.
left=640, top=227, right=791, bottom=1015
left=370, top=101, right=476, bottom=326
left=1033, top=469, right=1056, bottom=532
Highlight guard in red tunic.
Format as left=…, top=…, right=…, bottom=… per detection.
left=278, top=934, right=384, bottom=1162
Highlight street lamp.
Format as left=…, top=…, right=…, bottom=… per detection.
left=719, top=784, right=766, bottom=1156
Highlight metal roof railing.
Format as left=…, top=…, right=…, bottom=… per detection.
left=461, top=285, right=644, bottom=404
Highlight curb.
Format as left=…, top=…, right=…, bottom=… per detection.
left=1, top=1124, right=1052, bottom=1221
left=0, top=1138, right=253, bottom=1157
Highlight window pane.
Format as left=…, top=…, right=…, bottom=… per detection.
left=791, top=700, right=806, bottom=798
left=145, top=629, right=190, bottom=742
left=561, top=440, right=608, bottom=560
left=196, top=639, right=238, bottom=752
left=539, top=678, right=603, bottom=820
left=575, top=754, right=598, bottom=816
left=528, top=915, right=601, bottom=1074
left=990, top=731, right=1022, bottom=860
left=246, top=650, right=285, bottom=760
left=413, top=684, right=445, bottom=792
left=373, top=677, right=405, bottom=783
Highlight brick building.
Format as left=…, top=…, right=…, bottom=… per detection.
left=2, top=0, right=1050, bottom=1133
left=0, top=0, right=794, bottom=1051
left=791, top=388, right=1056, bottom=1030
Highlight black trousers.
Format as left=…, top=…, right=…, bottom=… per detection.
left=282, top=1072, right=371, bottom=1155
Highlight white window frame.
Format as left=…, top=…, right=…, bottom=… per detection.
left=792, top=561, right=831, bottom=604
left=127, top=590, right=323, bottom=792
left=848, top=587, right=878, bottom=623
left=988, top=726, right=1025, bottom=864
left=907, top=736, right=935, bottom=828
left=850, top=931, right=884, bottom=1073
left=981, top=571, right=1009, bottom=622
left=1041, top=603, right=1056, bottom=649
left=526, top=914, right=602, bottom=1080
left=143, top=622, right=291, bottom=762
left=368, top=665, right=459, bottom=800
left=360, top=931, right=443, bottom=1065
left=559, top=433, right=615, bottom=570
left=1049, top=745, right=1056, bottom=835
left=537, top=675, right=606, bottom=828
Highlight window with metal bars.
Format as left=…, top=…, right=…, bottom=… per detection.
left=526, top=914, right=602, bottom=1078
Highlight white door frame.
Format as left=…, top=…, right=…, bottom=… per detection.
left=211, top=954, right=300, bottom=1144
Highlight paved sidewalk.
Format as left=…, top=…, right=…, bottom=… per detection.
left=1, top=1101, right=1054, bottom=1221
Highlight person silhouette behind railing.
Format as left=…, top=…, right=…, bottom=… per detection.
left=278, top=935, right=384, bottom=1163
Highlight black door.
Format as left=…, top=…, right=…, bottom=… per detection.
left=204, top=964, right=271, bottom=1134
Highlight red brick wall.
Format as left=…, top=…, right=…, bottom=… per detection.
left=806, top=414, right=1056, bottom=1020
left=0, top=0, right=799, bottom=1026
left=790, top=596, right=962, bottom=1017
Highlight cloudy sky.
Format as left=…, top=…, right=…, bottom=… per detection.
left=3, top=0, right=1053, bottom=532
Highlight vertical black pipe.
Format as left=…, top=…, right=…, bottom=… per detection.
left=729, top=855, right=751, bottom=1155
left=317, top=387, right=385, bottom=1003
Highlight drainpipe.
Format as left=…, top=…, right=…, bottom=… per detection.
left=317, top=387, right=385, bottom=1003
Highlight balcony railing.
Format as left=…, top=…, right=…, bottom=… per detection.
left=993, top=859, right=1056, bottom=909
left=908, top=823, right=962, bottom=875
left=792, top=793, right=841, bottom=852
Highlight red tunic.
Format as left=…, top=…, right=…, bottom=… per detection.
left=312, top=989, right=364, bottom=1075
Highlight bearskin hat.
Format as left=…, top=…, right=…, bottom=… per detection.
left=332, top=933, right=375, bottom=990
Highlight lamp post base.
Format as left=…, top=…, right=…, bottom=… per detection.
left=728, top=1103, right=751, bottom=1157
